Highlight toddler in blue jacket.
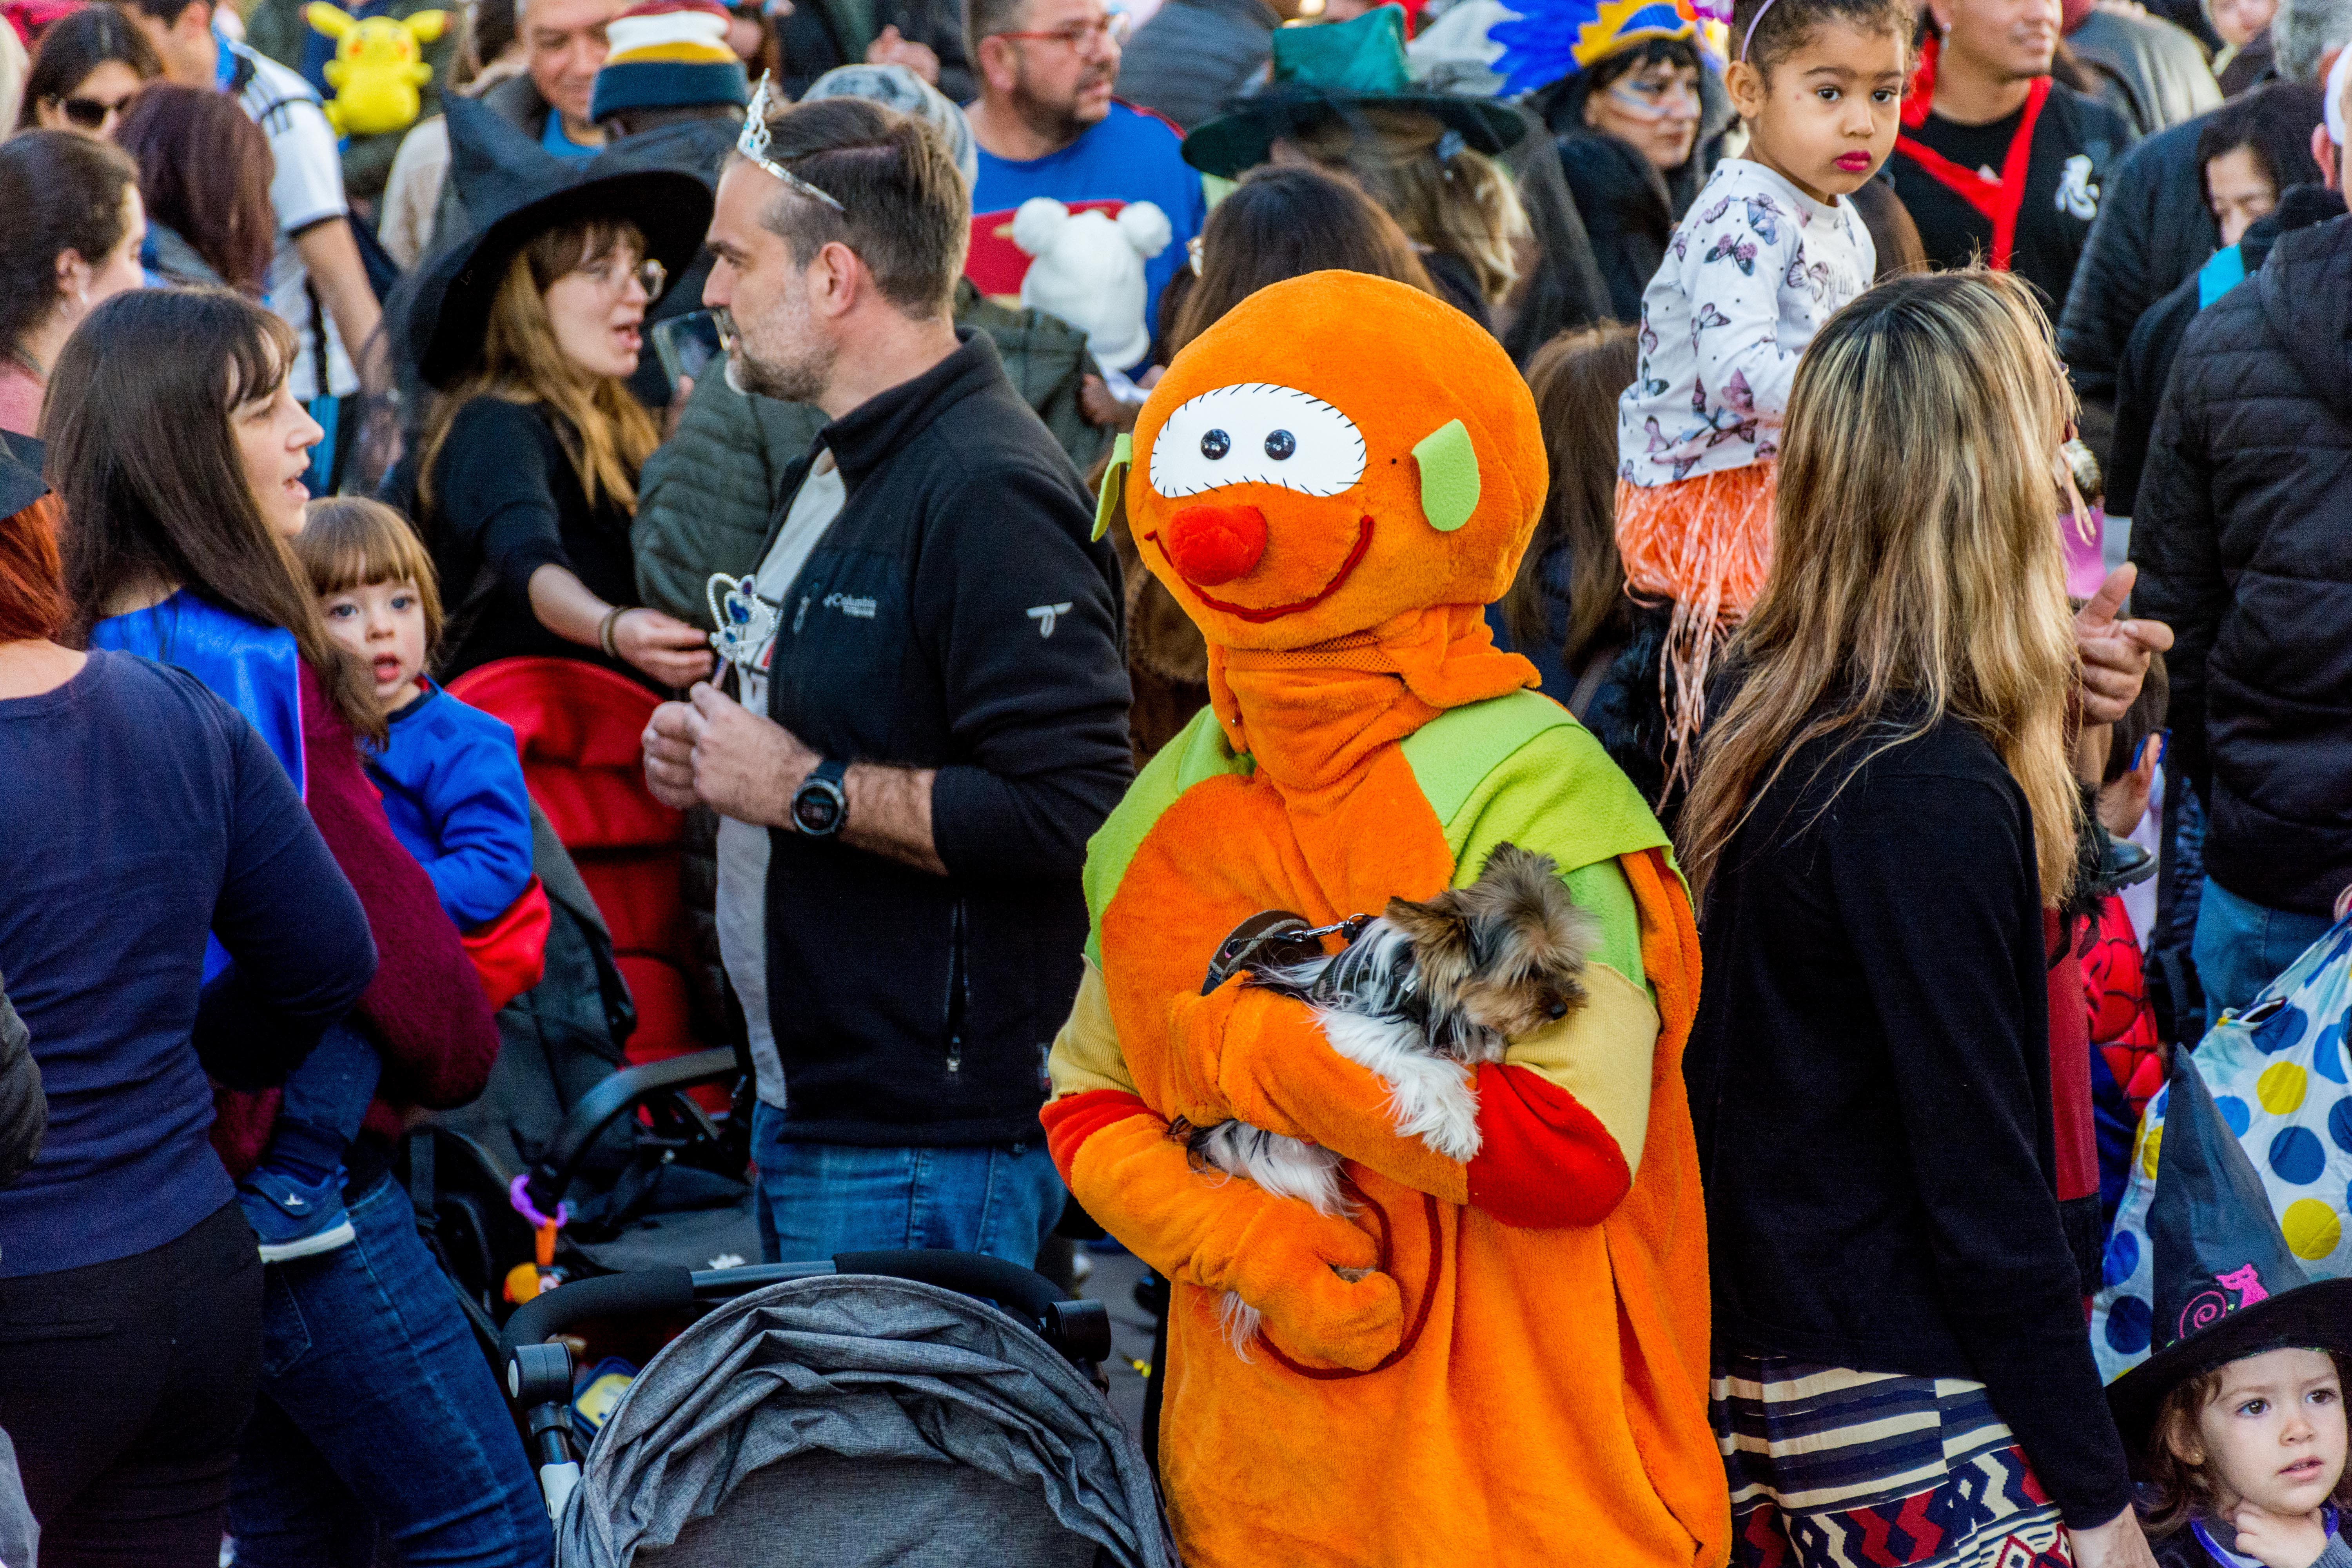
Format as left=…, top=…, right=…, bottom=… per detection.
left=236, top=499, right=534, bottom=1262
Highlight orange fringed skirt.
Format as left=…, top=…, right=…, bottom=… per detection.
left=1614, top=460, right=1777, bottom=789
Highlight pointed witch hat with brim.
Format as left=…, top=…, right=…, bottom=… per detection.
left=2106, top=1044, right=2352, bottom=1458
left=1181, top=7, right=1527, bottom=178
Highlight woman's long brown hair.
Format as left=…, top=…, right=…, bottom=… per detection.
left=418, top=218, right=661, bottom=514
left=47, top=288, right=385, bottom=743
left=1165, top=165, right=1438, bottom=356
left=1506, top=323, right=1636, bottom=672
left=1677, top=270, right=2082, bottom=910
left=115, top=83, right=277, bottom=296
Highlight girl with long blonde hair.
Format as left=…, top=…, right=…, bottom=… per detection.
left=401, top=172, right=714, bottom=686
left=1679, top=270, right=2155, bottom=1568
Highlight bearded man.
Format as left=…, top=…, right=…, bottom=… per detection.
left=642, top=91, right=1133, bottom=1265
left=962, top=0, right=1206, bottom=375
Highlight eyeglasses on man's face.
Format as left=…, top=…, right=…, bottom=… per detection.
left=992, top=12, right=1131, bottom=53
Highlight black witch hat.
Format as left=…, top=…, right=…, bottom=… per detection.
left=0, top=431, right=46, bottom=521
left=397, top=97, right=714, bottom=390
left=2107, top=1045, right=2352, bottom=1455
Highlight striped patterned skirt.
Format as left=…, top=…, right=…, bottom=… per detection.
left=1712, top=1355, right=2074, bottom=1568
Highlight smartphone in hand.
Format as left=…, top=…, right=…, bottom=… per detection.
left=651, top=310, right=732, bottom=395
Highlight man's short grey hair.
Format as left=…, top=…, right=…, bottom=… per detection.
left=2273, top=0, right=2352, bottom=82
left=962, top=0, right=1033, bottom=71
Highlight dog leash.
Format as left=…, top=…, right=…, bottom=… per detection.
left=1256, top=1172, right=1446, bottom=1381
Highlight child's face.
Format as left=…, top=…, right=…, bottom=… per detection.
left=2210, top=0, right=2277, bottom=49
left=2187, top=1348, right=2348, bottom=1519
left=1724, top=22, right=1909, bottom=204
left=321, top=579, right=429, bottom=708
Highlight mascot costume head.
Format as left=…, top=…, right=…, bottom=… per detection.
left=1047, top=272, right=1728, bottom=1568
left=1100, top=272, right=1550, bottom=789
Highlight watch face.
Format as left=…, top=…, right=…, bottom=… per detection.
left=793, top=781, right=844, bottom=835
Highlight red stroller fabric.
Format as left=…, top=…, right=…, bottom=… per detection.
left=445, top=660, right=704, bottom=1078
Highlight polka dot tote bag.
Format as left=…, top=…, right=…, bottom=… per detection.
left=2092, top=915, right=2352, bottom=1384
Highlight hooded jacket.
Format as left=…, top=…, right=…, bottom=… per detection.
left=2132, top=214, right=2352, bottom=916
left=2107, top=182, right=2345, bottom=516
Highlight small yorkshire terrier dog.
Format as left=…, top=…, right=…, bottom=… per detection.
left=1177, top=843, right=1597, bottom=1353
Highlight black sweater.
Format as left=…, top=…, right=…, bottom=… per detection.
left=409, top=397, right=642, bottom=681
left=1686, top=708, right=2132, bottom=1528
left=752, top=330, right=1132, bottom=1145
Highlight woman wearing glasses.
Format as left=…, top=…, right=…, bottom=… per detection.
left=15, top=1, right=159, bottom=136
left=0, top=130, right=145, bottom=438
left=1499, top=0, right=1735, bottom=322
left=396, top=169, right=717, bottom=686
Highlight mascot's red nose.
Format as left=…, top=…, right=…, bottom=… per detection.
left=1163, top=503, right=1268, bottom=587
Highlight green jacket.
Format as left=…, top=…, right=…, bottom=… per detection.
left=632, top=278, right=1114, bottom=628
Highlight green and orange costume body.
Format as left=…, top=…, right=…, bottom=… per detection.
left=1039, top=274, right=1730, bottom=1566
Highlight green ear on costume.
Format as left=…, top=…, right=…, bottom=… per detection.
left=1093, top=432, right=1132, bottom=542
left=1412, top=419, right=1479, bottom=533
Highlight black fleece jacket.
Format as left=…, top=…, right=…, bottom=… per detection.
left=751, top=330, right=1132, bottom=1146
left=2133, top=213, right=2352, bottom=917
left=1688, top=708, right=2132, bottom=1528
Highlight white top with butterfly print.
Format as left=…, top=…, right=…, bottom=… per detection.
left=1616, top=158, right=1875, bottom=488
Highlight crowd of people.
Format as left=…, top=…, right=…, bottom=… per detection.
left=0, top=0, right=2349, bottom=1557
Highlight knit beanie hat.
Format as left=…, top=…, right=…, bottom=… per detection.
left=800, top=63, right=980, bottom=191
left=588, top=0, right=749, bottom=127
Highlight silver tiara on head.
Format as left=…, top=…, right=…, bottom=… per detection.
left=737, top=73, right=847, bottom=213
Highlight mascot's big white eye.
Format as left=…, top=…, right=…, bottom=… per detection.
left=1150, top=383, right=1365, bottom=500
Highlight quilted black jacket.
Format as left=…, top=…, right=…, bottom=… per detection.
left=2055, top=115, right=2215, bottom=425
left=2131, top=214, right=2352, bottom=916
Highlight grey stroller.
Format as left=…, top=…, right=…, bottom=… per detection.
left=501, top=1251, right=1177, bottom=1567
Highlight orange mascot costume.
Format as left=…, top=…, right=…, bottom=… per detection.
left=1040, top=272, right=1730, bottom=1567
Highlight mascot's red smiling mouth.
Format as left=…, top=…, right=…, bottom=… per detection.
left=1144, top=515, right=1377, bottom=624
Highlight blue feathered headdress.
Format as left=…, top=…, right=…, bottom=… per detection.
left=1488, top=0, right=1727, bottom=98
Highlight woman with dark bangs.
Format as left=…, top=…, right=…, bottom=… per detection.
left=15, top=1, right=159, bottom=137
left=44, top=288, right=546, bottom=1566
left=114, top=82, right=276, bottom=295
left=0, top=386, right=372, bottom=1567
left=396, top=168, right=715, bottom=686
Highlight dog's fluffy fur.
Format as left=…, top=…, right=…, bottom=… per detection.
left=1180, top=844, right=1597, bottom=1353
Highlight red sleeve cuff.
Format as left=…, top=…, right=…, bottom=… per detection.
left=1039, top=1088, right=1158, bottom=1184
left=1466, top=1062, right=1632, bottom=1229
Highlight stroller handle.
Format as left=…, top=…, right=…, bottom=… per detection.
left=834, top=1250, right=1114, bottom=1366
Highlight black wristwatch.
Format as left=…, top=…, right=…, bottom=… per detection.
left=790, top=758, right=849, bottom=838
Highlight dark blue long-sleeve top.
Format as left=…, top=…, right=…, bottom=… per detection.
left=0, top=651, right=376, bottom=1275
left=370, top=678, right=532, bottom=930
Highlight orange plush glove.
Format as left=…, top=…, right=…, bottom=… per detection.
left=1057, top=1102, right=1405, bottom=1370
left=1162, top=979, right=1473, bottom=1207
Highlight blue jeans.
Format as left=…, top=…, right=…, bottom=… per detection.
left=261, top=1022, right=381, bottom=1179
left=2193, top=876, right=2331, bottom=1031
left=751, top=1102, right=1065, bottom=1268
left=227, top=1174, right=552, bottom=1568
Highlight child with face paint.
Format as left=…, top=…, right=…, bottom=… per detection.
left=1610, top=0, right=1913, bottom=802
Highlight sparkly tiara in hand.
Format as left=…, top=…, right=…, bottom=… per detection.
left=737, top=73, right=847, bottom=213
